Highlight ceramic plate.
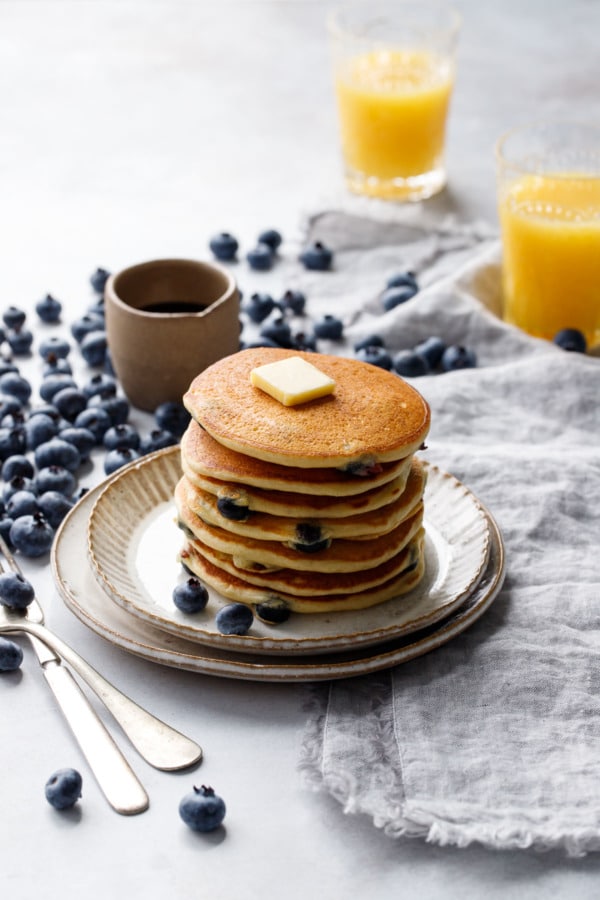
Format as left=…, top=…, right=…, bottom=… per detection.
left=52, top=480, right=505, bottom=682
left=85, top=448, right=492, bottom=656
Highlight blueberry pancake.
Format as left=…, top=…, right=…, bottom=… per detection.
left=183, top=348, right=430, bottom=469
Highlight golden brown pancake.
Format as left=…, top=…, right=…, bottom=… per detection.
left=183, top=348, right=430, bottom=468
left=180, top=420, right=409, bottom=496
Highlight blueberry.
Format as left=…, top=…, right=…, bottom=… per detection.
left=35, top=466, right=76, bottom=497
left=81, top=373, right=117, bottom=399
left=6, top=328, right=33, bottom=356
left=6, top=490, right=40, bottom=519
left=3, top=474, right=36, bottom=501
left=381, top=284, right=418, bottom=311
left=39, top=336, right=71, bottom=361
left=386, top=271, right=418, bottom=290
left=246, top=242, right=274, bottom=271
left=255, top=599, right=291, bottom=625
left=216, top=496, right=249, bottom=521
left=441, top=345, right=477, bottom=371
left=553, top=328, right=587, bottom=353
left=103, top=424, right=140, bottom=451
left=33, top=293, right=61, bottom=324
left=35, top=438, right=81, bottom=472
left=1, top=411, right=25, bottom=430
left=313, top=314, right=343, bottom=340
left=0, top=391, right=22, bottom=414
left=59, top=427, right=96, bottom=461
left=299, top=241, right=333, bottom=271
left=90, top=267, right=111, bottom=294
left=0, top=427, right=26, bottom=461
left=260, top=317, right=293, bottom=348
left=0, top=372, right=32, bottom=404
left=44, top=768, right=82, bottom=810
left=0, top=516, right=14, bottom=549
left=355, top=345, right=393, bottom=369
left=258, top=229, right=282, bottom=251
left=215, top=602, right=253, bottom=635
left=10, top=512, right=54, bottom=557
left=154, top=401, right=190, bottom=437
left=209, top=232, right=238, bottom=262
left=414, top=336, right=446, bottom=370
left=37, top=491, right=74, bottom=528
left=51, top=387, right=88, bottom=423
left=244, top=293, right=275, bottom=324
left=353, top=334, right=384, bottom=352
left=2, top=306, right=26, bottom=330
left=139, top=429, right=178, bottom=454
left=43, top=357, right=72, bottom=377
left=104, top=447, right=140, bottom=475
left=392, top=350, right=429, bottom=378
left=0, top=571, right=35, bottom=609
left=74, top=407, right=112, bottom=442
left=80, top=330, right=108, bottom=367
left=172, top=577, right=209, bottom=614
left=279, top=289, right=306, bottom=316
left=179, top=785, right=226, bottom=832
left=87, top=392, right=129, bottom=426
left=70, top=314, right=105, bottom=344
left=292, top=331, right=318, bottom=352
left=0, top=637, right=23, bottom=672
left=2, top=455, right=34, bottom=481
left=292, top=523, right=331, bottom=553
left=39, top=374, right=77, bottom=403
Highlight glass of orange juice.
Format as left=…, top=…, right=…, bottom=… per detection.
left=496, top=122, right=600, bottom=350
left=328, top=1, right=460, bottom=202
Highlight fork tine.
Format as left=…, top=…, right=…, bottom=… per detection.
left=0, top=533, right=21, bottom=575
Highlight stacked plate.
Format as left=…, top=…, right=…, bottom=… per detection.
left=51, top=447, right=505, bottom=682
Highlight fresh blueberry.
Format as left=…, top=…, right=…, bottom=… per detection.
left=414, top=336, right=446, bottom=370
left=216, top=496, right=249, bottom=521
left=35, top=293, right=63, bottom=323
left=292, top=331, right=318, bottom=352
left=381, top=284, right=418, bottom=311
left=51, top=388, right=88, bottom=423
left=179, top=785, right=226, bottom=832
left=104, top=447, right=140, bottom=475
left=385, top=271, right=418, bottom=290
left=355, top=345, right=393, bottom=369
left=59, top=427, right=96, bottom=461
left=1, top=411, right=25, bottom=430
left=0, top=372, right=32, bottom=404
left=139, top=429, right=178, bottom=454
left=215, top=602, right=253, bottom=635
left=34, top=438, right=81, bottom=472
left=244, top=293, right=275, bottom=324
left=6, top=490, right=40, bottom=519
left=39, top=374, right=77, bottom=403
left=154, top=401, right=190, bottom=437
left=553, top=328, right=587, bottom=353
left=279, top=289, right=306, bottom=316
left=299, top=241, right=333, bottom=271
left=70, top=313, right=105, bottom=344
left=90, top=267, right=111, bottom=294
left=44, top=768, right=83, bottom=810
left=3, top=475, right=36, bottom=502
left=80, top=330, right=108, bottom=367
left=10, top=512, right=54, bottom=557
left=246, top=242, right=274, bottom=271
left=2, top=306, right=26, bottom=330
left=255, top=600, right=291, bottom=625
left=313, top=314, right=343, bottom=340
left=259, top=317, right=293, bottom=348
left=209, top=232, right=239, bottom=262
left=0, top=427, right=26, bottom=461
left=0, top=394, right=22, bottom=418
left=103, top=424, right=140, bottom=451
left=29, top=403, right=61, bottom=423
left=1, top=454, right=34, bottom=481
left=6, top=328, right=33, bottom=356
left=87, top=392, right=129, bottom=427
left=81, top=373, right=117, bottom=400
left=39, top=336, right=71, bottom=361
left=42, top=357, right=73, bottom=377
left=37, top=491, right=74, bottom=528
left=74, top=407, right=112, bottom=442
left=441, top=345, right=477, bottom=372
left=0, top=637, right=23, bottom=672
left=393, top=350, right=429, bottom=378
left=258, top=229, right=282, bottom=252
left=0, top=571, right=35, bottom=609
left=35, top=466, right=77, bottom=497
left=173, top=577, right=209, bottom=613
left=353, top=334, right=384, bottom=352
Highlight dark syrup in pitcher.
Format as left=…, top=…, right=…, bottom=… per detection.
left=139, top=301, right=208, bottom=313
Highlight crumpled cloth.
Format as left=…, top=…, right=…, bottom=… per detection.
left=297, top=207, right=600, bottom=857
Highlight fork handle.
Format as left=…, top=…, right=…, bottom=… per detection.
left=18, top=621, right=202, bottom=771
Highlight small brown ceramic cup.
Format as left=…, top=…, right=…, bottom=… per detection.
left=104, top=258, right=240, bottom=411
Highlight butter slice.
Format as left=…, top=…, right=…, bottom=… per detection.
left=250, top=356, right=336, bottom=407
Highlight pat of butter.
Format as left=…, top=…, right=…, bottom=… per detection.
left=250, top=356, right=336, bottom=407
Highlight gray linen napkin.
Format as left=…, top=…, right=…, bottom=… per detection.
left=297, top=209, right=600, bottom=857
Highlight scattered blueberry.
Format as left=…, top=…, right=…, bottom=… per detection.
left=34, top=466, right=76, bottom=497
left=90, top=267, right=111, bottom=294
left=43, top=357, right=72, bottom=377
left=0, top=426, right=26, bottom=461
left=52, top=387, right=88, bottom=422
left=3, top=475, right=36, bottom=502
left=0, top=571, right=35, bottom=609
left=355, top=345, right=393, bottom=369
left=414, top=336, right=446, bottom=370
left=0, top=637, right=23, bottom=672
left=154, top=401, right=190, bottom=437
left=34, top=438, right=81, bottom=472
left=59, top=427, right=96, bottom=461
left=104, top=447, right=140, bottom=475
left=179, top=785, right=226, bottom=832
left=353, top=334, right=384, bottom=352
left=45, top=768, right=83, bottom=810
left=393, top=350, right=429, bottom=378
left=70, top=314, right=105, bottom=344
left=279, top=289, right=306, bottom=316
left=87, top=392, right=129, bottom=426
left=313, top=314, right=343, bottom=340
left=260, top=317, right=293, bottom=348
left=172, top=577, right=209, bottom=613
left=0, top=372, right=32, bottom=404
left=381, top=284, right=418, bottom=311
left=441, top=345, right=477, bottom=371
left=246, top=242, right=274, bottom=271
left=6, top=328, right=33, bottom=356
left=38, top=336, right=71, bottom=361
left=299, top=241, right=333, bottom=271
left=9, top=512, right=54, bottom=557
left=245, top=293, right=275, bottom=324
left=386, top=271, right=418, bottom=290
left=81, top=373, right=117, bottom=399
left=2, top=306, right=26, bottom=330
left=139, top=429, right=177, bottom=454
left=209, top=232, right=239, bottom=262
left=292, top=331, right=318, bottom=352
left=74, top=407, right=112, bottom=442
left=35, top=293, right=62, bottom=323
left=6, top=490, right=40, bottom=519
left=215, top=602, right=253, bottom=635
left=103, top=424, right=141, bottom=451
left=80, top=330, right=108, bottom=367
left=2, top=454, right=34, bottom=481
left=258, top=229, right=282, bottom=252
left=553, top=328, right=587, bottom=353
left=39, top=374, right=77, bottom=403
left=37, top=491, right=74, bottom=528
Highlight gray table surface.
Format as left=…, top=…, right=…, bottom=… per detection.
left=1, top=2, right=599, bottom=898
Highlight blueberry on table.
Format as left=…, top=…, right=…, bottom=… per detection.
left=37, top=491, right=74, bottom=528
left=3, top=474, right=36, bottom=501
left=39, top=374, right=77, bottom=403
left=104, top=446, right=140, bottom=475
left=0, top=637, right=23, bottom=672
left=0, top=571, right=35, bottom=609
left=2, top=306, right=26, bottom=330
left=215, top=603, right=253, bottom=635
left=0, top=372, right=32, bottom=404
left=90, top=267, right=111, bottom=294
left=70, top=314, right=105, bottom=344
left=553, top=328, right=587, bottom=353
left=9, top=512, right=54, bottom=557
left=381, top=284, right=418, bottom=311
left=34, top=465, right=76, bottom=497
left=353, top=334, right=384, bottom=352
left=34, top=437, right=81, bottom=473
left=74, top=407, right=112, bottom=442
left=59, top=427, right=96, bottom=461
left=6, top=327, right=33, bottom=356
left=279, top=289, right=306, bottom=316
left=6, top=490, right=40, bottom=519
left=38, top=336, right=71, bottom=361
left=35, top=293, right=62, bottom=323
left=103, top=424, right=141, bottom=451
left=246, top=242, right=275, bottom=271
left=299, top=240, right=333, bottom=271
left=386, top=271, right=418, bottom=290
left=260, top=317, right=293, bottom=348
left=154, top=401, right=190, bottom=437
left=179, top=785, right=226, bottom=832
left=139, top=429, right=177, bottom=454
left=244, top=293, right=275, bottom=324
left=258, top=228, right=282, bottom=251
left=209, top=232, right=239, bottom=262
left=80, top=330, right=108, bottom=367
left=52, top=387, right=87, bottom=422
left=1, top=454, right=34, bottom=481
left=82, top=372, right=117, bottom=399
left=173, top=577, right=209, bottom=614
left=313, top=314, right=343, bottom=340
left=393, top=350, right=429, bottom=378
left=43, top=357, right=72, bottom=377
left=441, top=345, right=477, bottom=372
left=414, top=336, right=446, bottom=370
left=87, top=392, right=129, bottom=427
left=45, top=768, right=83, bottom=810
left=0, top=426, right=27, bottom=461
left=355, top=346, right=393, bottom=370
left=292, top=331, right=318, bottom=352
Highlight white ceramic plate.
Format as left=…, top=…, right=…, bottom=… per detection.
left=52, top=478, right=505, bottom=682
left=86, top=448, right=492, bottom=656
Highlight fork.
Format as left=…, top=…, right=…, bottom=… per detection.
left=0, top=534, right=202, bottom=772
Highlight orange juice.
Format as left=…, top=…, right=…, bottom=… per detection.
left=334, top=49, right=454, bottom=199
left=499, top=173, right=600, bottom=347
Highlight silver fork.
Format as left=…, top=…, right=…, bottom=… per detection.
left=0, top=534, right=202, bottom=772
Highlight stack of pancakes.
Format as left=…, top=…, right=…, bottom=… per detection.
left=176, top=347, right=431, bottom=617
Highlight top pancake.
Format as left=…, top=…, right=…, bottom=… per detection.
left=183, top=348, right=430, bottom=469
